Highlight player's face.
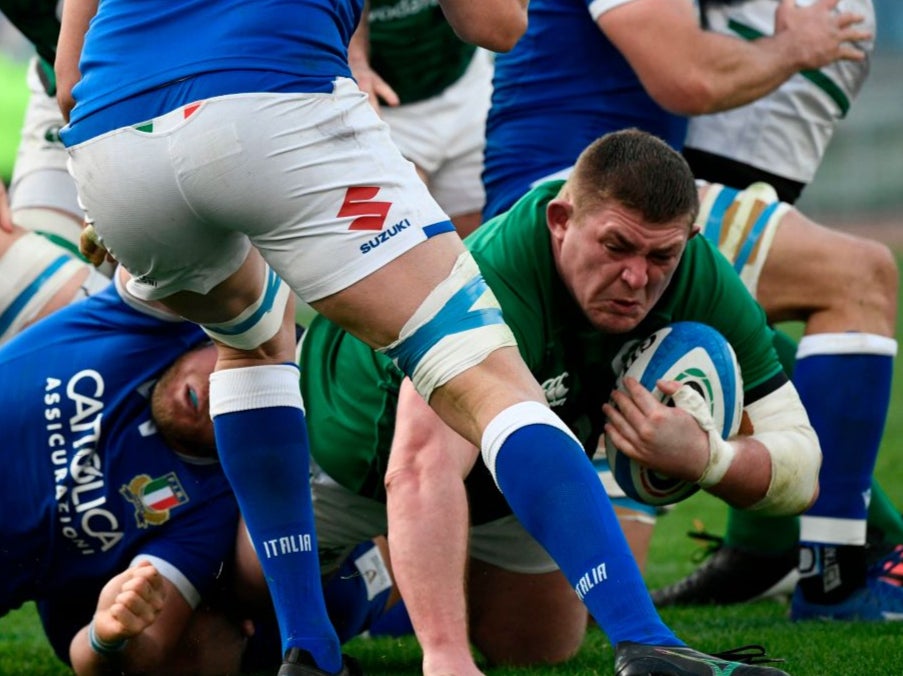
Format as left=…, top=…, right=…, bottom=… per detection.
left=549, top=199, right=691, bottom=333
left=151, top=344, right=218, bottom=456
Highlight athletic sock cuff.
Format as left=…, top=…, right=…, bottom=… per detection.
left=209, top=363, right=302, bottom=416
left=796, top=333, right=897, bottom=359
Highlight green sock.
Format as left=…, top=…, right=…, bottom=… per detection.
left=718, top=328, right=800, bottom=554
left=721, top=480, right=902, bottom=553
left=869, top=479, right=903, bottom=544
left=771, top=327, right=799, bottom=375
left=724, top=507, right=799, bottom=553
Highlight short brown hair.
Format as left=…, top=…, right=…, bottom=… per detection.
left=569, top=129, right=699, bottom=226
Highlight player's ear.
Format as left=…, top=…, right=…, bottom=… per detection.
left=547, top=198, right=573, bottom=240
left=688, top=223, right=701, bottom=239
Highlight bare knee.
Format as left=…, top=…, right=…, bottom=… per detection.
left=384, top=444, right=456, bottom=506
left=384, top=464, right=424, bottom=501
left=861, top=237, right=898, bottom=331
left=832, top=235, right=898, bottom=336
left=764, top=222, right=899, bottom=335
left=467, top=564, right=587, bottom=667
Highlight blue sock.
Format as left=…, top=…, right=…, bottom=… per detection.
left=322, top=541, right=395, bottom=643
left=797, top=334, right=895, bottom=543
left=210, top=364, right=341, bottom=672
left=485, top=403, right=678, bottom=647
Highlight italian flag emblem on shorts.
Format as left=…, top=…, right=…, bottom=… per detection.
left=133, top=101, right=204, bottom=133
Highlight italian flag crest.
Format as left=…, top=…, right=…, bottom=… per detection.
left=121, top=472, right=189, bottom=528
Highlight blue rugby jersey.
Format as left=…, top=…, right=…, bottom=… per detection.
left=65, top=0, right=363, bottom=138
left=482, top=0, right=688, bottom=219
left=0, top=280, right=238, bottom=660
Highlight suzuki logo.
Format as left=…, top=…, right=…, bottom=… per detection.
left=338, top=186, right=392, bottom=231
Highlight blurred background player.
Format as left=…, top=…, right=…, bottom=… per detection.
left=1, top=0, right=103, bottom=256
left=349, top=0, right=493, bottom=237
left=319, top=0, right=495, bottom=326
left=481, top=0, right=870, bottom=220
left=0, top=0, right=111, bottom=345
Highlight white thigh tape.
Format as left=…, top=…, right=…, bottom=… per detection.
left=0, top=232, right=87, bottom=342
left=697, top=181, right=790, bottom=297
left=202, top=267, right=290, bottom=350
left=381, top=251, right=517, bottom=400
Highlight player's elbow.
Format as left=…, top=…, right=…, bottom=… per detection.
left=452, top=16, right=526, bottom=53
left=647, top=76, right=722, bottom=116
left=750, top=425, right=822, bottom=516
left=488, top=20, right=528, bottom=53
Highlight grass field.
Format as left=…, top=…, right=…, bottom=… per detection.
left=0, top=56, right=28, bottom=184
left=2, top=252, right=902, bottom=674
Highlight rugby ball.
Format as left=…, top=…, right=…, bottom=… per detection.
left=604, top=322, right=743, bottom=506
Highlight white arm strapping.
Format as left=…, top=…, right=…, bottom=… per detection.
left=671, top=385, right=736, bottom=488
left=745, top=381, right=821, bottom=516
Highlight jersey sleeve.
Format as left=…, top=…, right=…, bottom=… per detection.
left=132, top=489, right=239, bottom=608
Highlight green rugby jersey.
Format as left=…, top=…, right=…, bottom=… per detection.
left=1, top=0, right=60, bottom=66
left=367, top=0, right=475, bottom=104
left=299, top=180, right=783, bottom=511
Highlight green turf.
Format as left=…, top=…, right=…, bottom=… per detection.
left=3, top=274, right=903, bottom=675
left=0, top=56, right=29, bottom=184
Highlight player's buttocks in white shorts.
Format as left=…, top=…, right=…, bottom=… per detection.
left=65, top=79, right=455, bottom=305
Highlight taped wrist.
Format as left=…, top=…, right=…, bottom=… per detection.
left=88, top=618, right=128, bottom=656
left=696, top=435, right=737, bottom=488
left=671, top=385, right=736, bottom=488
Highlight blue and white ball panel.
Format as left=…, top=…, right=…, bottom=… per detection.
left=605, top=322, right=744, bottom=506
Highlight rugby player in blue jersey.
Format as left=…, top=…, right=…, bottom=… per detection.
left=0, top=269, right=243, bottom=675
left=56, top=1, right=533, bottom=673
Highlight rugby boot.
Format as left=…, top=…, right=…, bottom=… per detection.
left=277, top=648, right=363, bottom=676
left=870, top=544, right=903, bottom=587
left=651, top=532, right=797, bottom=607
left=790, top=575, right=903, bottom=621
left=614, top=642, right=790, bottom=675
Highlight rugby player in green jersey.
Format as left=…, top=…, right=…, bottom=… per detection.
left=296, top=129, right=818, bottom=676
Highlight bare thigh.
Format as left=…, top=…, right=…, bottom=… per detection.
left=755, top=210, right=897, bottom=335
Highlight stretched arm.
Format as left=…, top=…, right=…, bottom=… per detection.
left=604, top=378, right=820, bottom=514
left=439, top=0, right=528, bottom=53
left=56, top=0, right=99, bottom=120
left=384, top=378, right=483, bottom=676
left=599, top=0, right=872, bottom=115
left=348, top=0, right=400, bottom=113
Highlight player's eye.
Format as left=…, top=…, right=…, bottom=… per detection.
left=188, top=387, right=199, bottom=409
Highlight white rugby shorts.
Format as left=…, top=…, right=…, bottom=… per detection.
left=65, top=79, right=452, bottom=302
left=9, top=58, right=82, bottom=220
